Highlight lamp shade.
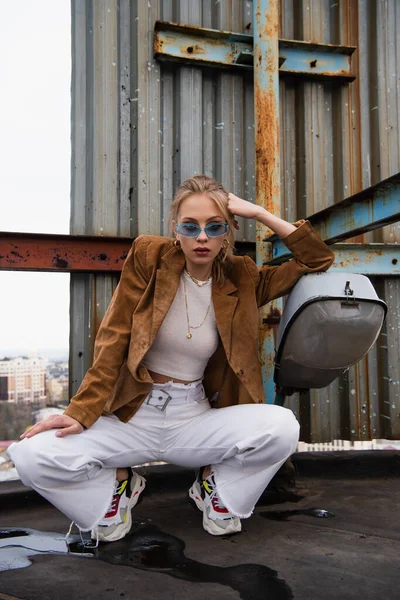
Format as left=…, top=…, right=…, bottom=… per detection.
left=274, top=272, right=387, bottom=392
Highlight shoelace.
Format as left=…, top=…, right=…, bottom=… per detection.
left=203, top=476, right=229, bottom=511
left=64, top=478, right=128, bottom=550
left=210, top=493, right=228, bottom=510
left=65, top=521, right=99, bottom=549
left=104, top=479, right=122, bottom=516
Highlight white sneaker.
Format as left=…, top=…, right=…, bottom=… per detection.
left=189, top=472, right=242, bottom=536
left=92, top=469, right=146, bottom=542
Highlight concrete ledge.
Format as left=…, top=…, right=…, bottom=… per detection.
left=1, top=450, right=398, bottom=509
left=293, top=450, right=400, bottom=478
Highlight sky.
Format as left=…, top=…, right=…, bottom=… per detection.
left=0, top=1, right=71, bottom=353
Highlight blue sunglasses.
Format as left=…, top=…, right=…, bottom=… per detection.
left=176, top=222, right=229, bottom=238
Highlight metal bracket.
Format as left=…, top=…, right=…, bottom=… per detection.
left=153, top=21, right=356, bottom=81
left=341, top=280, right=359, bottom=307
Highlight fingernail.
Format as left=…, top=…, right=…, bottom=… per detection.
left=55, top=431, right=62, bottom=437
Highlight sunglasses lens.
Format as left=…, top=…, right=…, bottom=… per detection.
left=177, top=223, right=200, bottom=237
left=176, top=222, right=228, bottom=237
left=205, top=223, right=228, bottom=237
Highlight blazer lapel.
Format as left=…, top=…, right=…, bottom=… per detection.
left=151, top=245, right=185, bottom=342
left=212, top=277, right=238, bottom=360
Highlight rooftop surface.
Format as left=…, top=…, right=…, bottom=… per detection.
left=0, top=451, right=399, bottom=600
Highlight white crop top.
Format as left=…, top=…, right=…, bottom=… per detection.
left=142, top=270, right=219, bottom=380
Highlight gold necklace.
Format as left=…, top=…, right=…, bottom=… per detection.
left=185, top=269, right=212, bottom=287
left=183, top=276, right=212, bottom=339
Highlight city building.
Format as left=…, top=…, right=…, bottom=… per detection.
left=0, top=357, right=46, bottom=403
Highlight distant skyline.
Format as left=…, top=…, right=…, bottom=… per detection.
left=0, top=348, right=68, bottom=362
left=1, top=1, right=71, bottom=351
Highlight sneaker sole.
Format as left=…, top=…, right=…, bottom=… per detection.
left=188, top=481, right=242, bottom=537
left=94, top=473, right=146, bottom=542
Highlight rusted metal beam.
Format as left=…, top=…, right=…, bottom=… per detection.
left=329, top=244, right=400, bottom=275
left=0, top=232, right=132, bottom=273
left=279, top=39, right=355, bottom=81
left=153, top=20, right=356, bottom=81
left=267, top=172, right=400, bottom=261
left=254, top=0, right=281, bottom=404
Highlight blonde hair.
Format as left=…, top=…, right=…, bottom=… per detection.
left=169, top=175, right=235, bottom=285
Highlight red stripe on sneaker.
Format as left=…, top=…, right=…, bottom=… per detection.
left=211, top=499, right=229, bottom=514
left=104, top=496, right=120, bottom=518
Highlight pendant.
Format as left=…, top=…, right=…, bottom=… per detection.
left=186, top=333, right=192, bottom=339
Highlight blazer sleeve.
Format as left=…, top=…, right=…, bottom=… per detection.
left=245, top=220, right=335, bottom=308
left=64, top=235, right=150, bottom=428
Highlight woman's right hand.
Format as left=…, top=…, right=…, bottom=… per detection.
left=20, top=414, right=84, bottom=440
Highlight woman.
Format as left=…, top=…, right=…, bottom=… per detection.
left=8, top=175, right=334, bottom=543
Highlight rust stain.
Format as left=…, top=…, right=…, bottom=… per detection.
left=263, top=309, right=281, bottom=325
left=254, top=80, right=280, bottom=216
left=0, top=234, right=132, bottom=272
left=181, top=43, right=206, bottom=56
left=53, top=255, right=69, bottom=269
left=255, top=1, right=279, bottom=40
left=253, top=2, right=280, bottom=218
left=153, top=35, right=164, bottom=54
left=256, top=231, right=265, bottom=243
left=259, top=305, right=281, bottom=371
left=156, top=20, right=226, bottom=41
left=346, top=0, right=364, bottom=241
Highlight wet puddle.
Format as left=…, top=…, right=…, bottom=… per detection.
left=260, top=507, right=335, bottom=521
left=0, top=519, right=293, bottom=599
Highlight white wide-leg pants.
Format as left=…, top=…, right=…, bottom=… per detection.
left=8, top=380, right=299, bottom=531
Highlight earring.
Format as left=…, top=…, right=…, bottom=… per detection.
left=174, top=239, right=181, bottom=248
left=218, top=239, right=229, bottom=261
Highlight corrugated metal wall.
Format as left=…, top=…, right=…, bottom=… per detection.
left=70, top=0, right=400, bottom=441
left=278, top=0, right=400, bottom=441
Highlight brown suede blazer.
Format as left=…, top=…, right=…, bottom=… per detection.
left=64, top=221, right=334, bottom=429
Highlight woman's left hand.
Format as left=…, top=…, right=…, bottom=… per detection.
left=228, top=193, right=264, bottom=222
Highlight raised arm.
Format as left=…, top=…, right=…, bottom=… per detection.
left=228, top=193, right=334, bottom=307
left=228, top=193, right=297, bottom=237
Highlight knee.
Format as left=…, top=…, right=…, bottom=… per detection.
left=285, top=410, right=300, bottom=452
left=271, top=407, right=300, bottom=455
left=253, top=406, right=299, bottom=456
